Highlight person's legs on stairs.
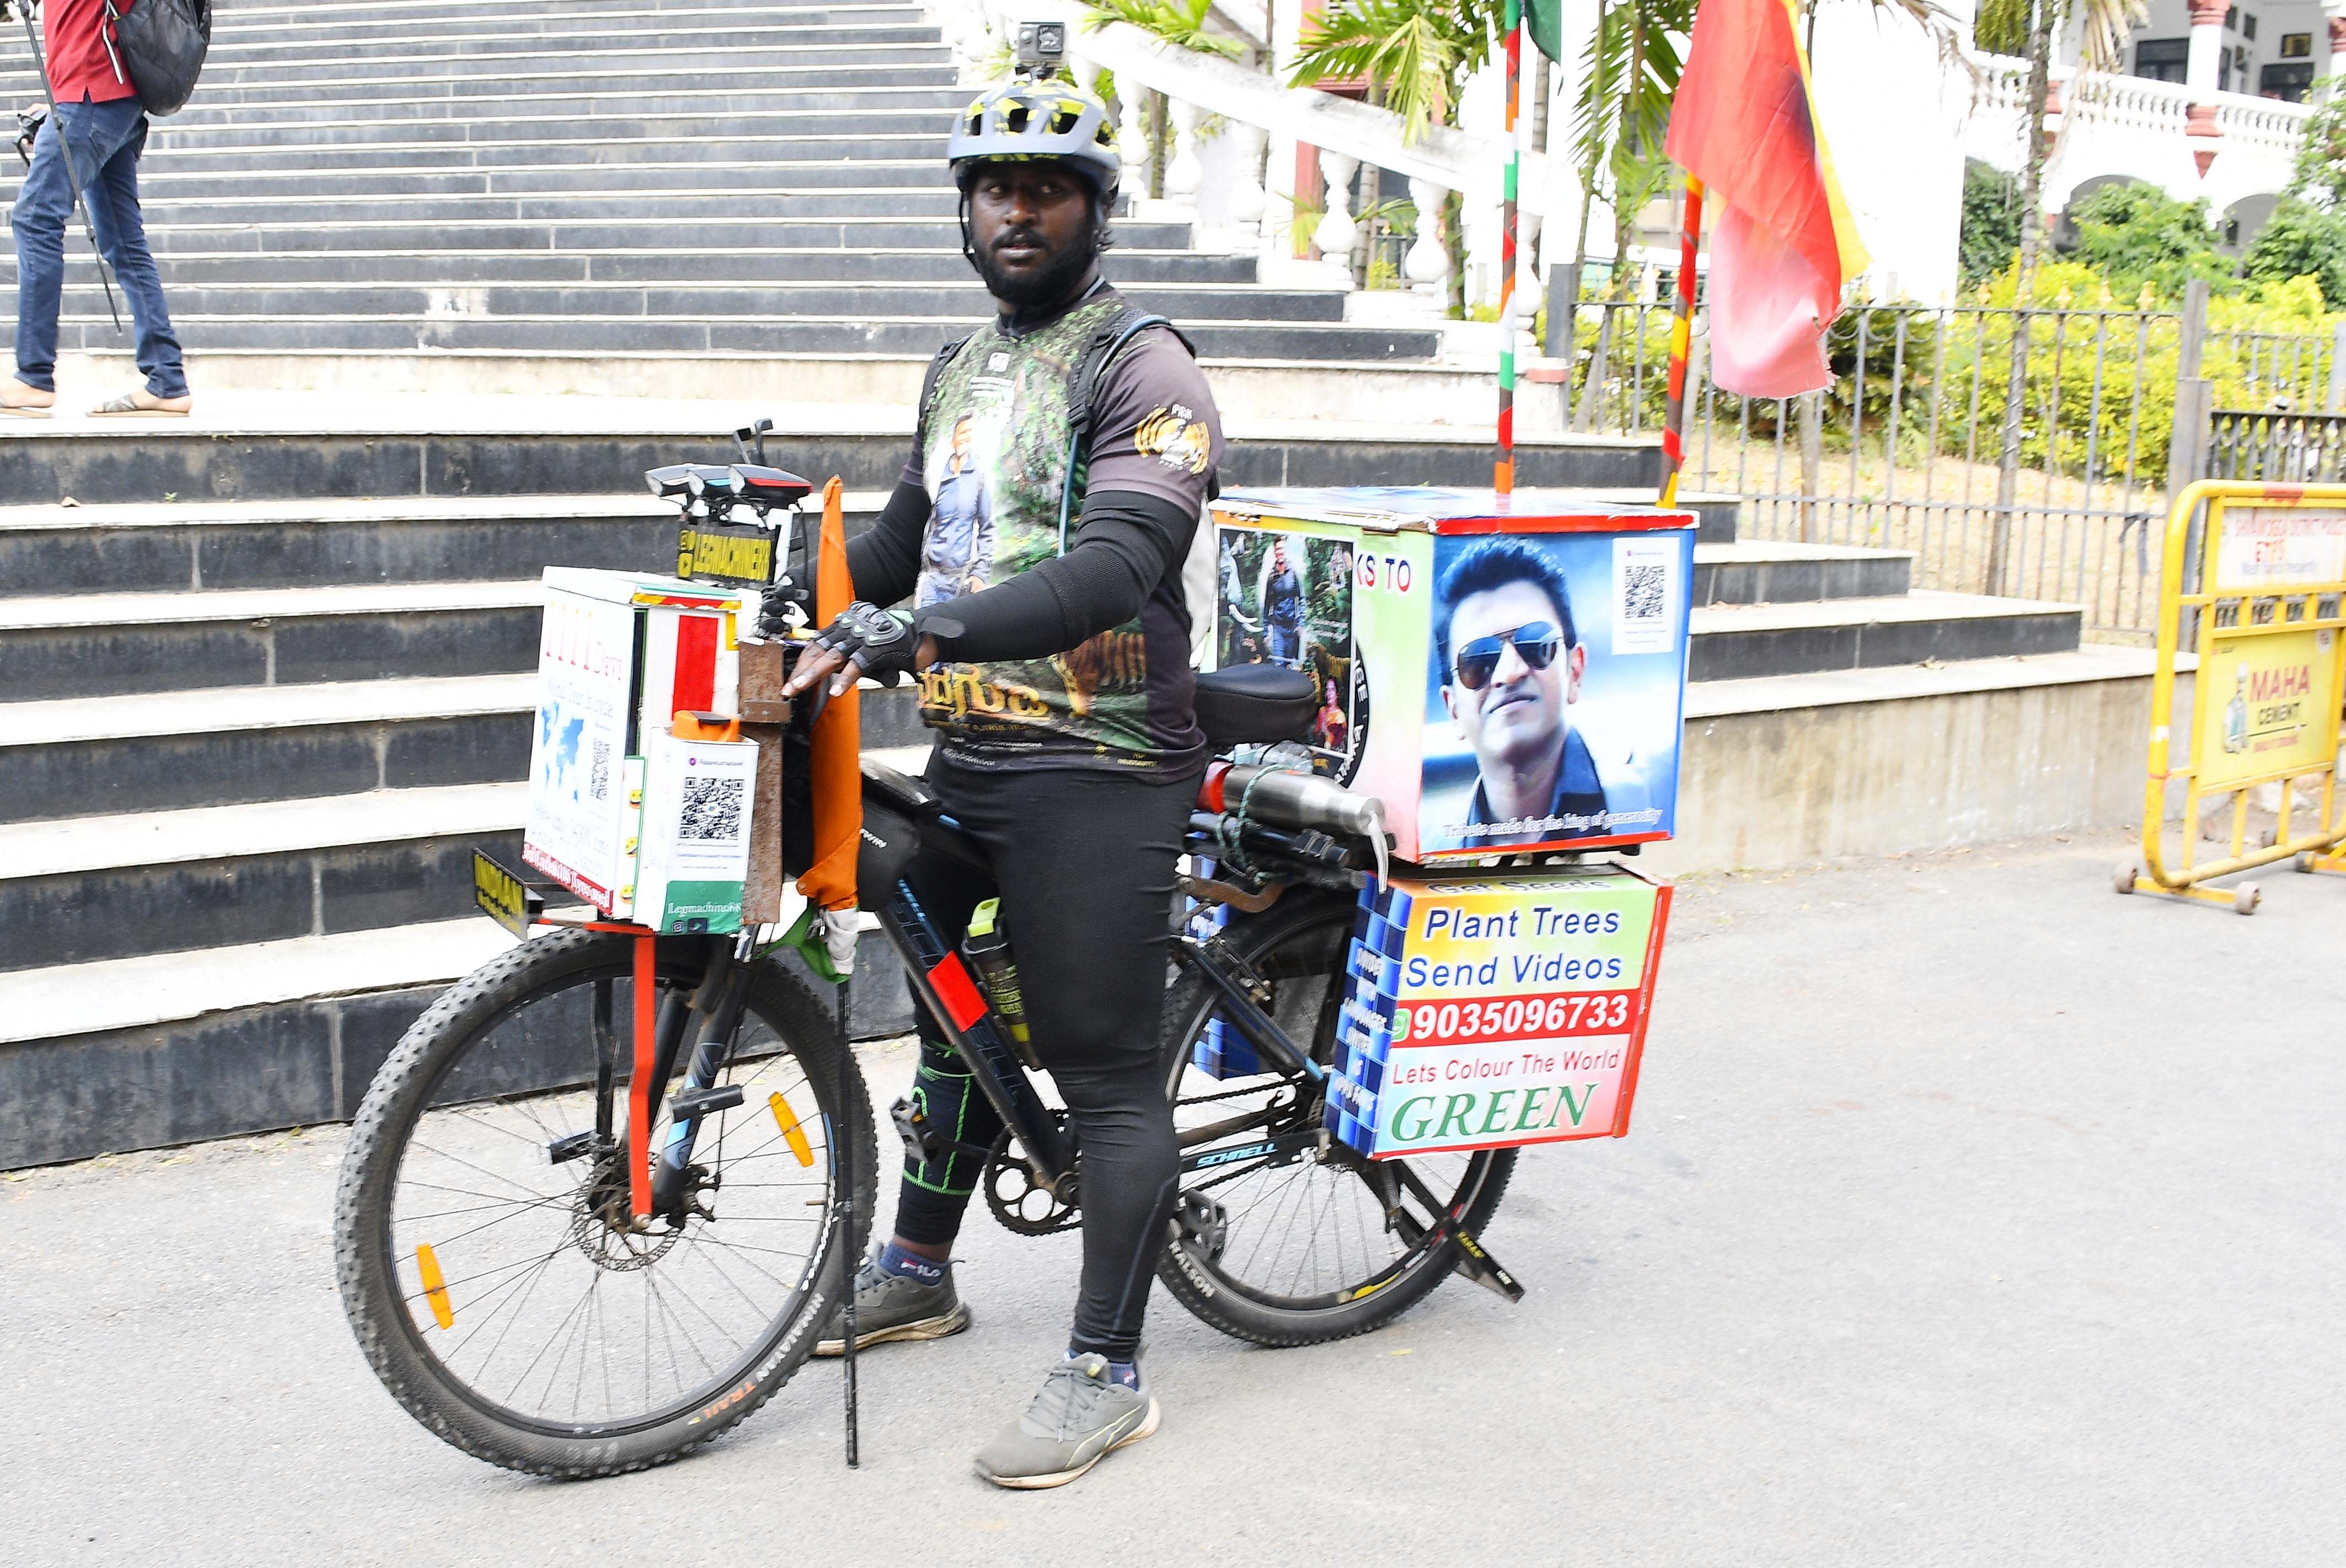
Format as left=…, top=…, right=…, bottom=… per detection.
left=6, top=108, right=76, bottom=410
left=80, top=106, right=188, bottom=410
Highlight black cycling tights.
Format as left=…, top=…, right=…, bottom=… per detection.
left=890, top=753, right=1199, bottom=1363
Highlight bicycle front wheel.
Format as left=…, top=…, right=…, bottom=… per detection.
left=333, top=929, right=874, bottom=1477
left=1157, top=890, right=1514, bottom=1347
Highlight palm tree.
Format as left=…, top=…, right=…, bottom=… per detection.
left=1288, top=0, right=1501, bottom=318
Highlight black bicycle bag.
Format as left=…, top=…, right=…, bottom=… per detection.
left=103, top=0, right=211, bottom=117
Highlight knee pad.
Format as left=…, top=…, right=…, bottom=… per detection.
left=902, top=1041, right=1000, bottom=1198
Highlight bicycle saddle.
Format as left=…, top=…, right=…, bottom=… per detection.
left=1193, top=664, right=1319, bottom=748
left=730, top=465, right=813, bottom=507
left=644, top=462, right=734, bottom=500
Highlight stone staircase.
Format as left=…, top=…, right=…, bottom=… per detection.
left=0, top=395, right=2108, bottom=1169
left=0, top=0, right=1439, bottom=369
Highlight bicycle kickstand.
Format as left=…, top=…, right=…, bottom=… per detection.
left=834, top=978, right=859, bottom=1468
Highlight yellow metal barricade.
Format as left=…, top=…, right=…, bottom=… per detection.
left=2126, top=481, right=2346, bottom=912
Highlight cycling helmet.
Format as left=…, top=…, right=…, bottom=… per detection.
left=947, top=73, right=1121, bottom=201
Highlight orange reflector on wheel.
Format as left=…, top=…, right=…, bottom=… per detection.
left=768, top=1091, right=814, bottom=1167
left=416, top=1243, right=454, bottom=1330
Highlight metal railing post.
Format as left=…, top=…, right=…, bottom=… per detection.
left=2167, top=280, right=2213, bottom=498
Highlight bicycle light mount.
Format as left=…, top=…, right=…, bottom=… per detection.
left=647, top=419, right=818, bottom=612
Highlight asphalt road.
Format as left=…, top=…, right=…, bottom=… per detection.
left=6, top=830, right=2342, bottom=1567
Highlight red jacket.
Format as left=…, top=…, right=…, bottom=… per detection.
left=44, top=0, right=140, bottom=106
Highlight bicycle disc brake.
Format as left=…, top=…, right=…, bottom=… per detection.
left=983, top=1125, right=1080, bottom=1236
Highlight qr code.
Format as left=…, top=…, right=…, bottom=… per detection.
left=679, top=776, right=746, bottom=842
left=1620, top=562, right=1668, bottom=622
left=587, top=739, right=612, bottom=802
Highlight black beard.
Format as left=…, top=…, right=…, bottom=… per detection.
left=972, top=227, right=1097, bottom=315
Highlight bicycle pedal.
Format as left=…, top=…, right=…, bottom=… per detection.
left=669, top=1085, right=746, bottom=1121
left=890, top=1096, right=946, bottom=1163
left=1449, top=1227, right=1525, bottom=1303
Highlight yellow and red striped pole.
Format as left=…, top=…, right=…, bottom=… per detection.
left=1658, top=174, right=1704, bottom=509
left=1495, top=0, right=1522, bottom=496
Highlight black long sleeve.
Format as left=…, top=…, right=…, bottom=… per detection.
left=843, top=475, right=930, bottom=608
left=914, top=488, right=1196, bottom=664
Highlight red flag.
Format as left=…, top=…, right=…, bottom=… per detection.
left=795, top=477, right=860, bottom=914
left=1664, top=0, right=1868, bottom=398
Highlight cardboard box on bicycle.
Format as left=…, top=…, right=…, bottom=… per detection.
left=1327, top=862, right=1672, bottom=1158
left=1207, top=488, right=1695, bottom=866
left=522, top=566, right=761, bottom=921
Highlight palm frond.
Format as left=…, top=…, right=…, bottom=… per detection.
left=1290, top=0, right=1461, bottom=140
left=1083, top=0, right=1247, bottom=60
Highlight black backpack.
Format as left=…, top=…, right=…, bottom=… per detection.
left=104, top=0, right=211, bottom=117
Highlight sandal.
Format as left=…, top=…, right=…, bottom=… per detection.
left=89, top=390, right=192, bottom=417
left=0, top=383, right=55, bottom=419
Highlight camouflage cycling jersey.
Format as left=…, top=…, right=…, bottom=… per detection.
left=911, top=288, right=1216, bottom=772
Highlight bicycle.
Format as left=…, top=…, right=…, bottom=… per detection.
left=333, top=458, right=1521, bottom=1478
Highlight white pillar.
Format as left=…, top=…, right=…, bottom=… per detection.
left=2186, top=0, right=2226, bottom=176
left=1165, top=98, right=1207, bottom=205
left=1224, top=121, right=1268, bottom=254
left=1405, top=176, right=1452, bottom=291
left=1315, top=151, right=1359, bottom=290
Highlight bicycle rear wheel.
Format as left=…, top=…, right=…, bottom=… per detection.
left=1156, top=890, right=1514, bottom=1346
left=333, top=929, right=874, bottom=1476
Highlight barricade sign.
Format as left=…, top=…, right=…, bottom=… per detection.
left=2127, top=481, right=2346, bottom=912
left=1326, top=864, right=1672, bottom=1158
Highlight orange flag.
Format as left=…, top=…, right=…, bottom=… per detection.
left=795, top=476, right=861, bottom=913
left=1663, top=0, right=1868, bottom=398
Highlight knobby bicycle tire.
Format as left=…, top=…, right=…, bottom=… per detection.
left=333, top=929, right=875, bottom=1477
left=1156, top=890, right=1514, bottom=1347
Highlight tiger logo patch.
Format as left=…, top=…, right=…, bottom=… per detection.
left=1134, top=404, right=1211, bottom=475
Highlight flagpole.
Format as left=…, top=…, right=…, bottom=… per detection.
left=1495, top=0, right=1522, bottom=496
left=1658, top=174, right=1704, bottom=509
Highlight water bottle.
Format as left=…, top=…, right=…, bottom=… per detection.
left=961, top=899, right=1040, bottom=1070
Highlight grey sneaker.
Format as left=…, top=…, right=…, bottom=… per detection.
left=813, top=1250, right=971, bottom=1356
left=973, top=1354, right=1161, bottom=1490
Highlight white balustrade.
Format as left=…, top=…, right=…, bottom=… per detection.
left=1224, top=120, right=1269, bottom=251
left=1404, top=176, right=1450, bottom=290
left=1165, top=98, right=1208, bottom=204
left=1315, top=151, right=1360, bottom=290
left=1118, top=87, right=1152, bottom=182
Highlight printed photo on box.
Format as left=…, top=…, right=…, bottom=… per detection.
left=1418, top=531, right=1690, bottom=853
left=1215, top=523, right=1363, bottom=769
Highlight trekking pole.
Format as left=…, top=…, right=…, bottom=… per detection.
left=6, top=0, right=124, bottom=332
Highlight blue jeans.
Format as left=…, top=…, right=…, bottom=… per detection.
left=1266, top=623, right=1301, bottom=666
left=10, top=98, right=186, bottom=399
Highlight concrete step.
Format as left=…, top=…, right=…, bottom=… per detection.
left=148, top=111, right=963, bottom=154
left=120, top=214, right=1197, bottom=254
left=0, top=916, right=507, bottom=1166
left=120, top=189, right=970, bottom=225
left=168, top=64, right=962, bottom=107
left=1686, top=590, right=2083, bottom=680
left=128, top=159, right=950, bottom=198
left=1693, top=541, right=1913, bottom=606
left=19, top=246, right=1260, bottom=287
left=0, top=395, right=1648, bottom=504
left=23, top=315, right=1440, bottom=363
left=19, top=280, right=1352, bottom=328
left=25, top=281, right=1351, bottom=330
left=133, top=135, right=952, bottom=176
left=0, top=494, right=690, bottom=597
left=0, top=674, right=534, bottom=824
left=0, top=783, right=527, bottom=972
left=201, top=3, right=928, bottom=47
left=198, top=0, right=884, bottom=29
left=153, top=40, right=952, bottom=89
left=161, top=84, right=968, bottom=130
left=184, top=24, right=947, bottom=68
left=163, top=83, right=966, bottom=127
left=0, top=663, right=930, bottom=824
left=0, top=581, right=544, bottom=700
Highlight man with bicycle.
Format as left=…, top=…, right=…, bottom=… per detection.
left=780, top=66, right=1224, bottom=1489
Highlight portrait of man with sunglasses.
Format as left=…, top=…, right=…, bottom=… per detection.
left=1433, top=538, right=1615, bottom=845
